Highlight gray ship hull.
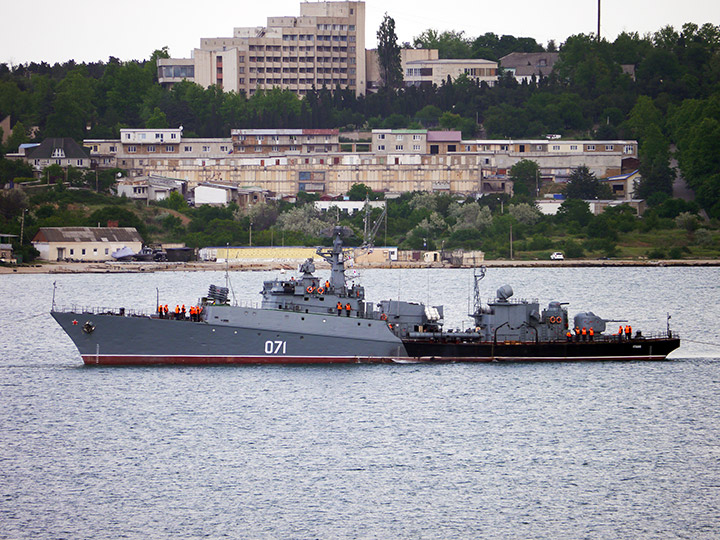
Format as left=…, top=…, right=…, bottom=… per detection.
left=52, top=307, right=408, bottom=365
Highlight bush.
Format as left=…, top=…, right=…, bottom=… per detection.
left=563, top=240, right=585, bottom=258
left=668, top=247, right=684, bottom=259
left=647, top=248, right=666, bottom=259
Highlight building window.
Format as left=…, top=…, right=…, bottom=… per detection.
left=202, top=146, right=210, bottom=152
left=70, top=249, right=74, bottom=255
left=624, top=145, right=634, bottom=154
left=220, top=146, right=228, bottom=152
left=109, top=146, right=116, bottom=152
left=184, top=146, right=192, bottom=152
left=377, top=134, right=385, bottom=140
left=414, top=145, right=421, bottom=151
left=77, top=159, right=83, bottom=165
left=148, top=145, right=155, bottom=152
left=128, top=146, right=137, bottom=153
left=82, top=249, right=86, bottom=255
left=255, top=146, right=263, bottom=152
left=587, top=145, right=596, bottom=151
left=105, top=248, right=109, bottom=255
left=570, top=145, right=578, bottom=150
left=395, top=144, right=403, bottom=150
left=552, top=145, right=560, bottom=150
left=500, top=145, right=508, bottom=151
left=165, top=145, right=173, bottom=152
left=377, top=145, right=385, bottom=151
left=605, top=145, right=614, bottom=151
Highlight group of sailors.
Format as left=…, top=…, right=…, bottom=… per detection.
left=157, top=304, right=204, bottom=322
left=565, top=324, right=634, bottom=342
left=567, top=326, right=595, bottom=342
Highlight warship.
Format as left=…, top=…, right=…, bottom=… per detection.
left=52, top=228, right=680, bottom=365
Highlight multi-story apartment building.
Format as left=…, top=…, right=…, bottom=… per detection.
left=372, top=129, right=427, bottom=155
left=84, top=128, right=638, bottom=199
left=403, top=58, right=498, bottom=88
left=231, top=129, right=339, bottom=155
left=158, top=1, right=366, bottom=97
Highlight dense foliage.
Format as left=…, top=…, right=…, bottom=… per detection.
left=2, top=180, right=717, bottom=263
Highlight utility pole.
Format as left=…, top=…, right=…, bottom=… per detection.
left=597, top=0, right=601, bottom=41
left=510, top=223, right=513, bottom=260
left=20, top=209, right=26, bottom=245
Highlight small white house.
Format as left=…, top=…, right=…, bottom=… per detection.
left=194, top=183, right=237, bottom=205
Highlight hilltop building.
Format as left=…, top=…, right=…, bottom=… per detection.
left=158, top=1, right=367, bottom=97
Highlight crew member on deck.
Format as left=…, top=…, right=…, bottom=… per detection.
left=581, top=327, right=587, bottom=341
left=345, top=303, right=351, bottom=317
left=337, top=301, right=343, bottom=316
left=158, top=305, right=164, bottom=319
left=566, top=330, right=572, bottom=341
left=625, top=325, right=632, bottom=339
left=589, top=327, right=594, bottom=341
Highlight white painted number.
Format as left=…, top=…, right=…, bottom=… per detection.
left=264, top=340, right=287, bottom=354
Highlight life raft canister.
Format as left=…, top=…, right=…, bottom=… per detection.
left=82, top=321, right=95, bottom=334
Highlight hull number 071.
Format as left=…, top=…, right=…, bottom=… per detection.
left=264, top=340, right=287, bottom=354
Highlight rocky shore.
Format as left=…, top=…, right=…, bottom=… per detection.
left=2, top=258, right=719, bottom=275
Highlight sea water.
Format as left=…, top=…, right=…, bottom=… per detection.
left=1, top=266, right=719, bottom=539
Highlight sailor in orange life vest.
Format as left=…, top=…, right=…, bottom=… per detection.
left=345, top=303, right=351, bottom=317
left=589, top=327, right=594, bottom=341
left=625, top=324, right=632, bottom=339
left=337, top=301, right=343, bottom=316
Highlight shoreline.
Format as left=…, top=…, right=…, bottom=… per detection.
left=2, top=258, right=719, bottom=274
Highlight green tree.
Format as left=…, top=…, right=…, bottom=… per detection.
left=509, top=159, right=540, bottom=200
left=377, top=13, right=403, bottom=90
left=347, top=183, right=382, bottom=201
left=556, top=198, right=593, bottom=227
left=564, top=166, right=613, bottom=199
left=5, top=121, right=29, bottom=153
left=145, top=106, right=169, bottom=129
left=414, top=30, right=471, bottom=59
left=415, top=105, right=442, bottom=127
